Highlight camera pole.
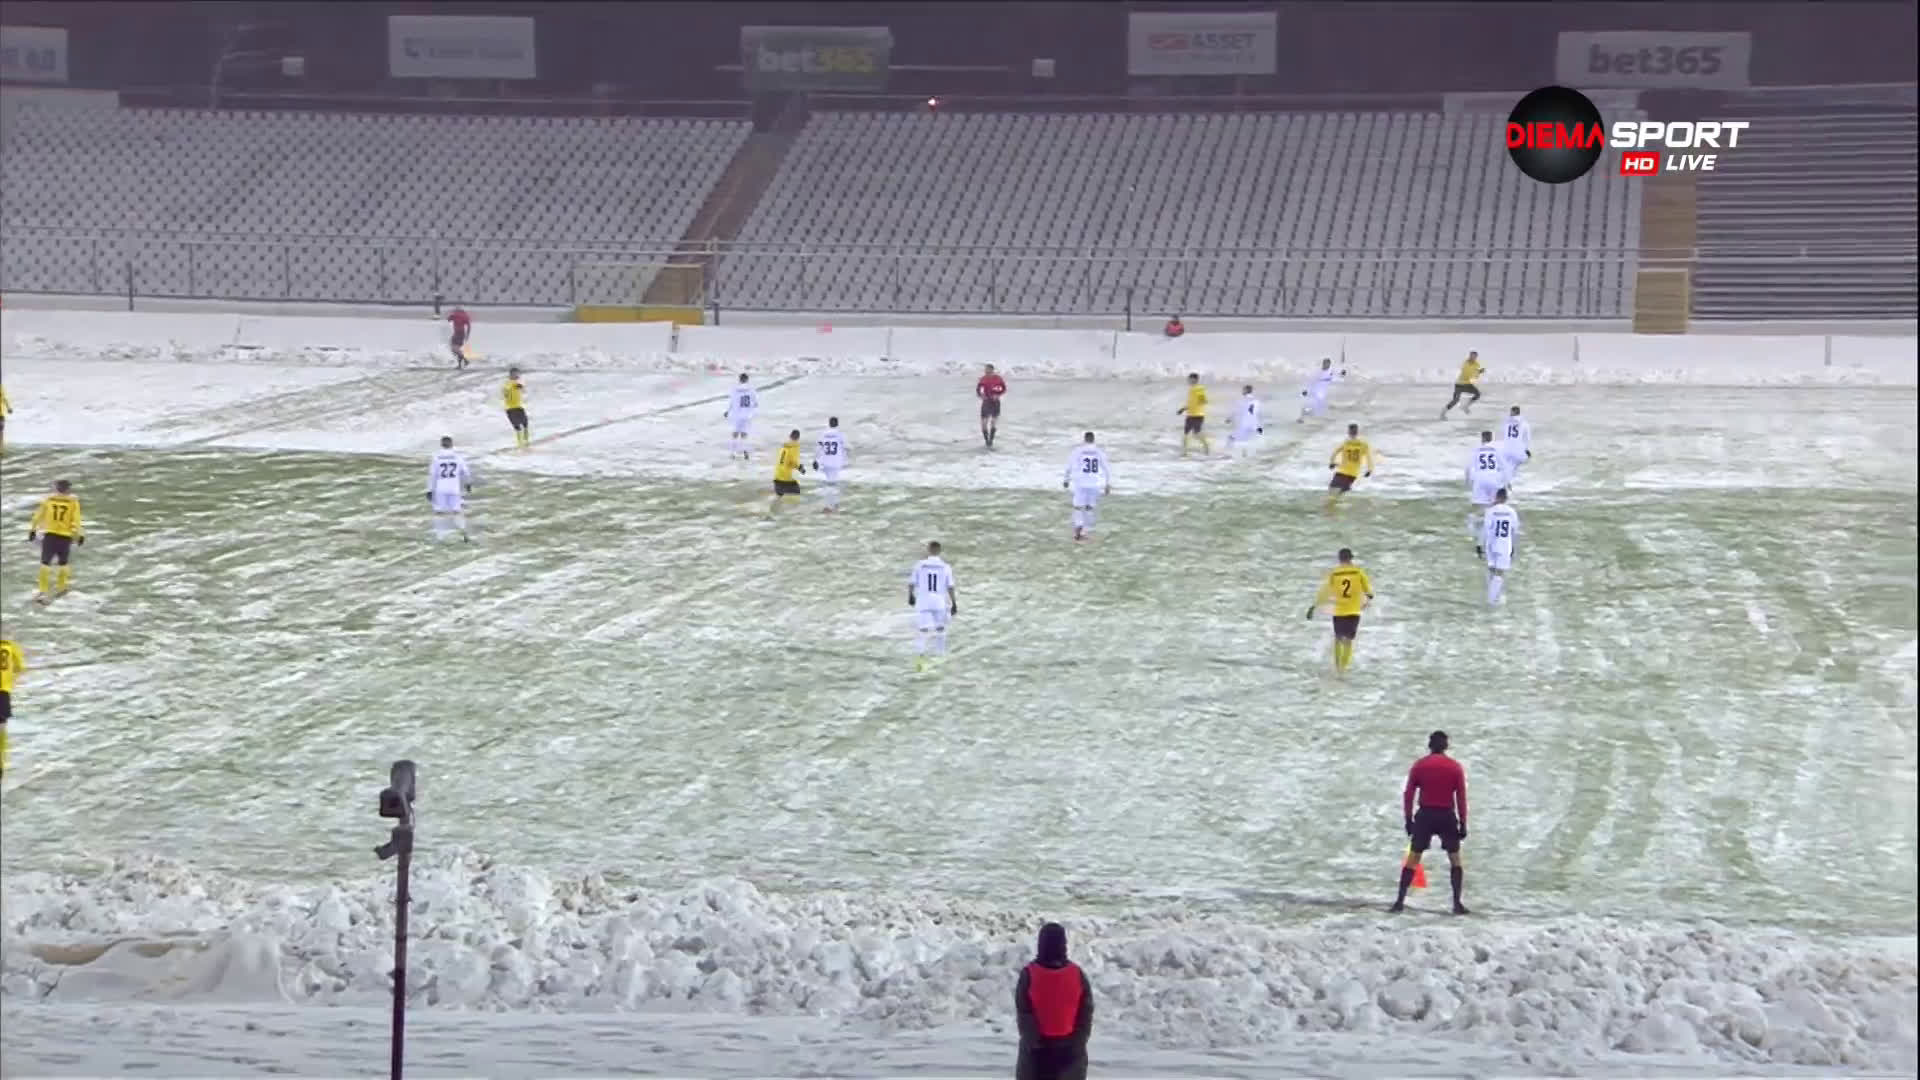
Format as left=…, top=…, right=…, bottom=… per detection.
left=374, top=760, right=418, bottom=1080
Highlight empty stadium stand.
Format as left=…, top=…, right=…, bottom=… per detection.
left=719, top=111, right=1642, bottom=317
left=0, top=102, right=1656, bottom=317
left=0, top=103, right=749, bottom=304
left=1692, top=110, right=1919, bottom=319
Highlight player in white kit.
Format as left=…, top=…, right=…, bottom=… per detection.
left=1062, top=431, right=1112, bottom=542
left=1298, top=358, right=1345, bottom=421
left=813, top=416, right=850, bottom=513
left=426, top=435, right=474, bottom=543
left=907, top=540, right=958, bottom=671
left=1228, top=385, right=1264, bottom=457
left=1465, top=430, right=1510, bottom=542
left=724, top=374, right=757, bottom=460
left=1480, top=488, right=1520, bottom=607
left=1499, top=405, right=1532, bottom=485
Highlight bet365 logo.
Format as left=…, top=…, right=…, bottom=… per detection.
left=1506, top=86, right=1749, bottom=184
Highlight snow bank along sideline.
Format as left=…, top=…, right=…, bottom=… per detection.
left=3, top=309, right=1914, bottom=387
left=2, top=853, right=1915, bottom=1072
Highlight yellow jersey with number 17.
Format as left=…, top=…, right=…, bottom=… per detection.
left=774, top=441, right=802, bottom=483
left=0, top=639, right=22, bottom=694
left=1316, top=565, right=1374, bottom=617
left=503, top=379, right=526, bottom=410
left=31, top=494, right=83, bottom=539
left=1183, top=384, right=1208, bottom=418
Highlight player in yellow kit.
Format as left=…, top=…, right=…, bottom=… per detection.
left=769, top=428, right=807, bottom=513
left=1306, top=547, right=1374, bottom=675
left=0, top=636, right=22, bottom=777
left=503, top=367, right=530, bottom=449
left=1327, top=423, right=1375, bottom=508
left=1441, top=350, right=1485, bottom=418
left=1177, top=373, right=1210, bottom=457
left=27, top=479, right=84, bottom=604
left=1, top=382, right=13, bottom=454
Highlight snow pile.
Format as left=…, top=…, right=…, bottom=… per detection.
left=4, top=308, right=1914, bottom=385
left=4, top=852, right=1913, bottom=1072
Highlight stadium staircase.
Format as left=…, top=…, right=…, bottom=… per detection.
left=639, top=100, right=806, bottom=311
left=1692, top=110, right=1919, bottom=319
left=1633, top=174, right=1696, bottom=333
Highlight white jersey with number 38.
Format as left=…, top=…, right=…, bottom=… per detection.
left=1065, top=446, right=1111, bottom=489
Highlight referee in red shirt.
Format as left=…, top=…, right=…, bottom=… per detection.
left=1394, top=730, right=1470, bottom=915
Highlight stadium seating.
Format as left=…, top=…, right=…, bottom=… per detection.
left=0, top=103, right=1652, bottom=316
left=719, top=111, right=1642, bottom=317
left=1693, top=111, right=1919, bottom=319
left=0, top=104, right=749, bottom=304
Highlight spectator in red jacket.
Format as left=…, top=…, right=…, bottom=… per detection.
left=1163, top=315, right=1185, bottom=338
left=1015, top=922, right=1093, bottom=1080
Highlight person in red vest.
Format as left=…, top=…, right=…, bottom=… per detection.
left=1163, top=315, right=1185, bottom=338
left=1015, top=922, right=1093, bottom=1080
left=448, top=306, right=472, bottom=370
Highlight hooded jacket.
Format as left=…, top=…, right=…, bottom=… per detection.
left=1014, top=922, right=1093, bottom=1080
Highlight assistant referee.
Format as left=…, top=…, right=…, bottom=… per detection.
left=1393, top=730, right=1469, bottom=915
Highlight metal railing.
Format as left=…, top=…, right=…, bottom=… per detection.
left=2, top=229, right=1915, bottom=317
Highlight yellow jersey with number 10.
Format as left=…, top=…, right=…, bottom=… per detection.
left=1330, top=438, right=1374, bottom=478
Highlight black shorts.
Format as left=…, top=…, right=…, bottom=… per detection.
left=1452, top=382, right=1480, bottom=398
left=505, top=407, right=528, bottom=431
left=40, top=534, right=72, bottom=565
left=980, top=397, right=1001, bottom=419
left=1331, top=614, right=1360, bottom=639
left=1411, top=806, right=1461, bottom=853
left=1329, top=472, right=1355, bottom=492
left=773, top=479, right=802, bottom=496
left=0, top=690, right=10, bottom=722
left=1183, top=416, right=1205, bottom=434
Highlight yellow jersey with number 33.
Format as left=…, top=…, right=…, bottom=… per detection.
left=1316, top=566, right=1374, bottom=618
left=0, top=639, right=22, bottom=694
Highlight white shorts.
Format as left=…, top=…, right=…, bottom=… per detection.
left=1070, top=486, right=1102, bottom=509
left=730, top=417, right=754, bottom=436
left=1501, top=449, right=1527, bottom=471
left=818, top=465, right=844, bottom=484
left=1486, top=548, right=1514, bottom=572
left=1301, top=389, right=1328, bottom=413
left=1231, top=425, right=1260, bottom=444
left=1470, top=483, right=1503, bottom=506
left=915, top=607, right=951, bottom=631
left=431, top=490, right=464, bottom=513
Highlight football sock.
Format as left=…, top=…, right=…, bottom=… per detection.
left=432, top=516, right=449, bottom=542
left=933, top=630, right=948, bottom=656
left=0, top=726, right=8, bottom=776
left=1450, top=866, right=1465, bottom=906
left=37, top=566, right=50, bottom=593
left=1395, top=865, right=1414, bottom=904
left=1488, top=574, right=1504, bottom=606
left=55, top=566, right=69, bottom=592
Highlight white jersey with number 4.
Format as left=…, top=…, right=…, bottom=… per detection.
left=816, top=429, right=849, bottom=478
left=1482, top=504, right=1520, bottom=570
left=1065, top=445, right=1111, bottom=502
left=1466, top=445, right=1508, bottom=504
left=1232, top=396, right=1262, bottom=440
left=427, top=451, right=472, bottom=512
left=727, top=385, right=757, bottom=434
left=911, top=556, right=955, bottom=628
left=1501, top=416, right=1532, bottom=466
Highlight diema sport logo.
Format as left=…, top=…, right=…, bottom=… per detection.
left=1505, top=85, right=1750, bottom=184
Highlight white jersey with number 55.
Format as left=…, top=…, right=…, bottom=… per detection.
left=1467, top=445, right=1508, bottom=502
left=911, top=557, right=955, bottom=611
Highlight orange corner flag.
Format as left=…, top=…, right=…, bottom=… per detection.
left=1405, top=846, right=1427, bottom=889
